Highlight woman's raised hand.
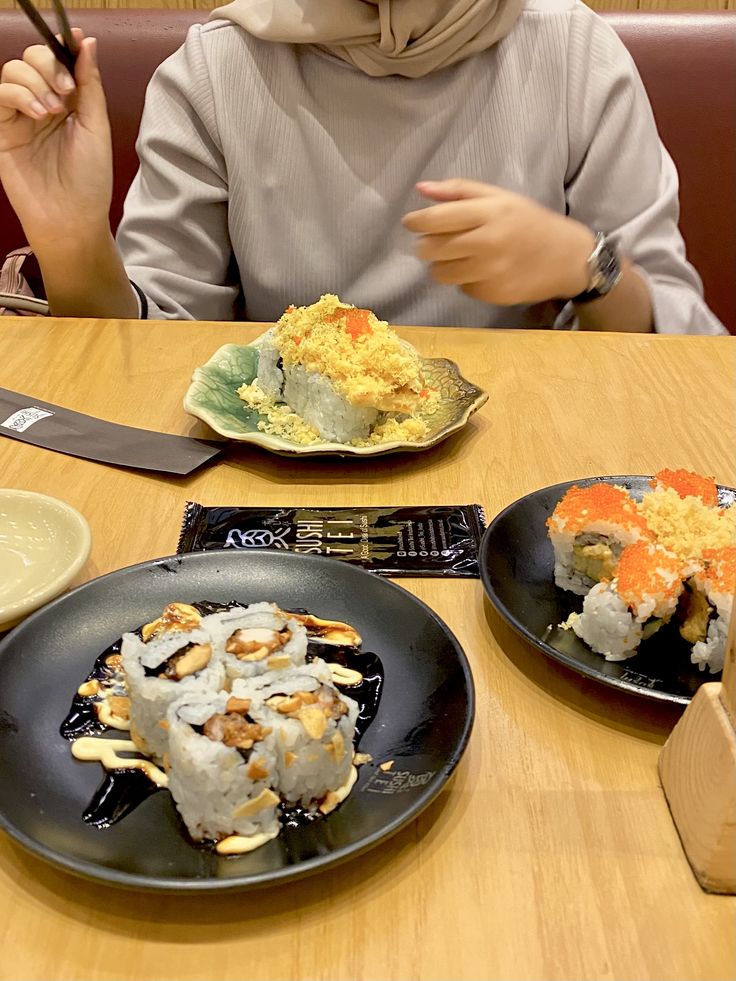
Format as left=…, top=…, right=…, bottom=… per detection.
left=0, top=29, right=113, bottom=249
left=403, top=178, right=595, bottom=306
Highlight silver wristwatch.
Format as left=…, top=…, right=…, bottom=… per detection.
left=571, top=231, right=623, bottom=304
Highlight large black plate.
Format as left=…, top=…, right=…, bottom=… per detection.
left=479, top=475, right=736, bottom=705
left=0, top=550, right=473, bottom=891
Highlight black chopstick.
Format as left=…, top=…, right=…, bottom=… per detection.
left=15, top=0, right=77, bottom=76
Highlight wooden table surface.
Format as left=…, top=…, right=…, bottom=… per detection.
left=0, top=319, right=734, bottom=981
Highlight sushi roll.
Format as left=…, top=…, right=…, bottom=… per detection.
left=233, top=664, right=359, bottom=813
left=166, top=691, right=280, bottom=845
left=239, top=294, right=430, bottom=444
left=638, top=470, right=734, bottom=564
left=572, top=540, right=685, bottom=661
left=547, top=483, right=653, bottom=595
left=121, top=603, right=226, bottom=761
left=650, top=468, right=719, bottom=506
left=200, top=602, right=308, bottom=682
left=681, top=546, right=735, bottom=673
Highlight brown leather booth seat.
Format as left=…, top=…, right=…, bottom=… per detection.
left=0, top=9, right=734, bottom=332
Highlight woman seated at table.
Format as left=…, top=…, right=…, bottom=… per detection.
left=0, top=0, right=726, bottom=334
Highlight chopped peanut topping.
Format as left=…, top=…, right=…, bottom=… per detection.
left=164, top=643, right=212, bottom=680
left=299, top=706, right=328, bottom=740
left=225, top=695, right=252, bottom=715
left=326, top=730, right=346, bottom=761
left=277, top=610, right=362, bottom=647
left=77, top=679, right=100, bottom=697
left=225, top=627, right=290, bottom=661
left=232, top=788, right=279, bottom=819
left=106, top=695, right=130, bottom=720
left=247, top=758, right=270, bottom=781
left=319, top=791, right=341, bottom=815
left=142, top=603, right=201, bottom=642
left=267, top=690, right=319, bottom=715
left=203, top=713, right=271, bottom=750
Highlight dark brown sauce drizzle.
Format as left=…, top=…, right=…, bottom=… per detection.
left=60, top=639, right=124, bottom=740
left=60, top=601, right=383, bottom=833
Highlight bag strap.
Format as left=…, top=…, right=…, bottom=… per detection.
left=0, top=291, right=50, bottom=314
left=0, top=246, right=49, bottom=316
left=0, top=247, right=35, bottom=296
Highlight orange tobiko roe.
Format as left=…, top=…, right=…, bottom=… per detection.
left=616, top=540, right=683, bottom=606
left=652, top=468, right=719, bottom=507
left=700, top=546, right=736, bottom=593
left=547, top=482, right=651, bottom=536
left=324, top=306, right=374, bottom=340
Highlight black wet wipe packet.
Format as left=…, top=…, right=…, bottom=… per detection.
left=178, top=504, right=486, bottom=578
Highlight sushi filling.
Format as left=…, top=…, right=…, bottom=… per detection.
left=677, top=582, right=713, bottom=644
left=225, top=626, right=292, bottom=662
left=202, top=713, right=271, bottom=753
left=570, top=534, right=623, bottom=584
left=266, top=686, right=350, bottom=741
left=153, top=642, right=213, bottom=680
left=141, top=602, right=201, bottom=641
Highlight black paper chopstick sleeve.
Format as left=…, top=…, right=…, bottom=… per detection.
left=0, top=387, right=222, bottom=475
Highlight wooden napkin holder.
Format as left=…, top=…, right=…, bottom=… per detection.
left=658, top=598, right=736, bottom=894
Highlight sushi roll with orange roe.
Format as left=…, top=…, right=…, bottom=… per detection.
left=681, top=546, right=735, bottom=673
left=571, top=541, right=685, bottom=661
left=547, top=483, right=653, bottom=596
left=651, top=468, right=719, bottom=507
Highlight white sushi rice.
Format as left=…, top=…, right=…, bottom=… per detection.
left=121, top=629, right=225, bottom=761
left=166, top=694, right=281, bottom=842
left=690, top=587, right=732, bottom=674
left=115, top=603, right=363, bottom=846
left=230, top=659, right=334, bottom=708
left=572, top=582, right=644, bottom=661
left=201, top=603, right=308, bottom=681
left=549, top=526, right=644, bottom=597
left=257, top=337, right=379, bottom=443
left=691, top=616, right=728, bottom=673
left=239, top=666, right=359, bottom=810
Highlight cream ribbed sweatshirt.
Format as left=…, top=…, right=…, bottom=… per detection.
left=116, top=0, right=726, bottom=334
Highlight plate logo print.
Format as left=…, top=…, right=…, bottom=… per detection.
left=1, top=406, right=54, bottom=432
left=364, top=768, right=437, bottom=794
left=225, top=527, right=290, bottom=549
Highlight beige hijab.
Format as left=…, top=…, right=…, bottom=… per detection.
left=211, top=0, right=524, bottom=77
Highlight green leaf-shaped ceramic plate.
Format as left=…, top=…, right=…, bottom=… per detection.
left=183, top=331, right=488, bottom=457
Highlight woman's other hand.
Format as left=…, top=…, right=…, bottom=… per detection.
left=0, top=29, right=113, bottom=249
left=403, top=178, right=595, bottom=305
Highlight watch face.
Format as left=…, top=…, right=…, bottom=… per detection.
left=574, top=234, right=622, bottom=303
left=590, top=237, right=621, bottom=296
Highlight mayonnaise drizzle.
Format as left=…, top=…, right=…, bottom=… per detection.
left=327, top=663, right=363, bottom=686
left=96, top=700, right=131, bottom=731
left=319, top=765, right=358, bottom=815
left=71, top=737, right=168, bottom=787
left=332, top=764, right=358, bottom=805
left=215, top=828, right=280, bottom=856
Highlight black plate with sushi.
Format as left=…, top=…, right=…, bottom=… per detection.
left=0, top=550, right=474, bottom=891
left=479, top=475, right=736, bottom=705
